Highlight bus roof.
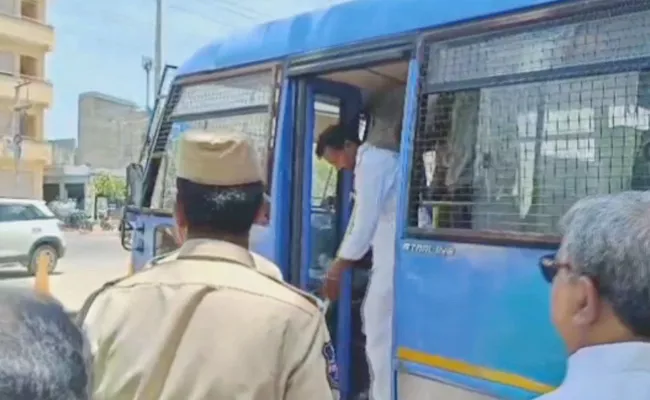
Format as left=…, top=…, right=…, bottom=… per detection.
left=178, top=0, right=563, bottom=76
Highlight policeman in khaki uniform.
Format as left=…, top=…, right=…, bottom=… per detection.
left=159, top=195, right=283, bottom=282
left=78, top=130, right=339, bottom=400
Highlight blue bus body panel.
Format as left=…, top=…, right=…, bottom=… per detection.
left=178, top=0, right=564, bottom=76
left=395, top=241, right=567, bottom=397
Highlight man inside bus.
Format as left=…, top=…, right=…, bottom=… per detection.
left=317, top=85, right=403, bottom=400
left=538, top=191, right=650, bottom=399
left=78, top=130, right=338, bottom=400
left=0, top=288, right=92, bottom=400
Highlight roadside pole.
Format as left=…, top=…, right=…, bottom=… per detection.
left=142, top=56, right=153, bottom=111
left=153, top=0, right=163, bottom=96
left=34, top=252, right=51, bottom=295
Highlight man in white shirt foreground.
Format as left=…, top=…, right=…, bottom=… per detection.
left=316, top=123, right=399, bottom=400
left=538, top=191, right=650, bottom=399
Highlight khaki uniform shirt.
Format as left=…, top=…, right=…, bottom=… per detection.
left=79, top=239, right=338, bottom=400
left=147, top=248, right=284, bottom=281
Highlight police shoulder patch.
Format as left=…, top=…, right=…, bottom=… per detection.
left=322, top=341, right=339, bottom=390
left=149, top=249, right=180, bottom=267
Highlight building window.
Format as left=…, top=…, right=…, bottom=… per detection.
left=0, top=0, right=17, bottom=16
left=20, top=114, right=36, bottom=138
left=20, top=0, right=37, bottom=20
left=19, top=55, right=37, bottom=77
left=0, top=51, right=15, bottom=75
left=0, top=110, right=12, bottom=129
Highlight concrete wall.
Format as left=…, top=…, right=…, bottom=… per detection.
left=77, top=92, right=148, bottom=170
left=0, top=159, right=44, bottom=198
left=49, top=138, right=76, bottom=165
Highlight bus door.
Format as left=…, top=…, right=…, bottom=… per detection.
left=289, top=78, right=368, bottom=399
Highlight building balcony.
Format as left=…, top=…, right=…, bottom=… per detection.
left=0, top=136, right=52, bottom=164
left=0, top=12, right=54, bottom=51
left=0, top=72, right=52, bottom=106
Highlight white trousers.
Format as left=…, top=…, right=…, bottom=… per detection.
left=362, top=217, right=395, bottom=400
left=362, top=274, right=393, bottom=400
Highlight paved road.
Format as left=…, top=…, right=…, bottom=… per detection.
left=0, top=231, right=130, bottom=312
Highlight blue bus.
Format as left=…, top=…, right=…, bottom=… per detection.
left=121, top=0, right=650, bottom=398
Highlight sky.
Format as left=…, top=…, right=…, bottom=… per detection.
left=46, top=0, right=350, bottom=141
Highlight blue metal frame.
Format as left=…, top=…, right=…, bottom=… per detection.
left=270, top=77, right=296, bottom=275
left=392, top=48, right=421, bottom=400
left=300, top=78, right=362, bottom=400
left=300, top=85, right=316, bottom=289
left=177, top=0, right=561, bottom=76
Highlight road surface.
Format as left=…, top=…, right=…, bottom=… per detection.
left=0, top=231, right=129, bottom=312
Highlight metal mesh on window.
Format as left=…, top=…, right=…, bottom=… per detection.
left=408, top=6, right=650, bottom=238
left=148, top=70, right=279, bottom=211
left=156, top=114, right=272, bottom=211
left=428, top=7, right=650, bottom=85
left=172, top=72, right=273, bottom=117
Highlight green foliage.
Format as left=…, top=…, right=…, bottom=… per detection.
left=91, top=173, right=127, bottom=201
left=312, top=158, right=336, bottom=203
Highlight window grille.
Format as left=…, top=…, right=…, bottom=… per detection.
left=172, top=73, right=273, bottom=117
left=408, top=5, right=650, bottom=240
left=150, top=69, right=280, bottom=211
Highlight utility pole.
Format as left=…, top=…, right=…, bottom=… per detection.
left=154, top=0, right=163, bottom=98
left=142, top=56, right=153, bottom=111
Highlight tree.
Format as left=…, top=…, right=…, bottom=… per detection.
left=91, top=172, right=126, bottom=201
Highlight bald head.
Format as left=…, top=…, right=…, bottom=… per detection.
left=0, top=288, right=91, bottom=400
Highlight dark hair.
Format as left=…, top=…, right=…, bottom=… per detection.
left=176, top=178, right=264, bottom=235
left=0, top=288, right=91, bottom=400
left=315, top=123, right=361, bottom=158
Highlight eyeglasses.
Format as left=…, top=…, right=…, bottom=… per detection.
left=539, top=254, right=571, bottom=283
left=539, top=254, right=604, bottom=295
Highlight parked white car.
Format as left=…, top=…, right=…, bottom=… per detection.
left=0, top=198, right=66, bottom=274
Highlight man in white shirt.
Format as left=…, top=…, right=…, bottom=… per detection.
left=317, top=122, right=399, bottom=400
left=538, top=191, right=650, bottom=399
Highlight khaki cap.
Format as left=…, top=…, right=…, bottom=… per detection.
left=176, top=129, right=264, bottom=186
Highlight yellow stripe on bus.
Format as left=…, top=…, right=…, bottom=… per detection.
left=397, top=347, right=556, bottom=394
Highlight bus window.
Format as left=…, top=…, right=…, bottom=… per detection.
left=415, top=91, right=479, bottom=230
left=409, top=10, right=650, bottom=241
left=149, top=69, right=282, bottom=214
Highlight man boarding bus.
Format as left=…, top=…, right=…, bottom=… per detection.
left=318, top=86, right=402, bottom=400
